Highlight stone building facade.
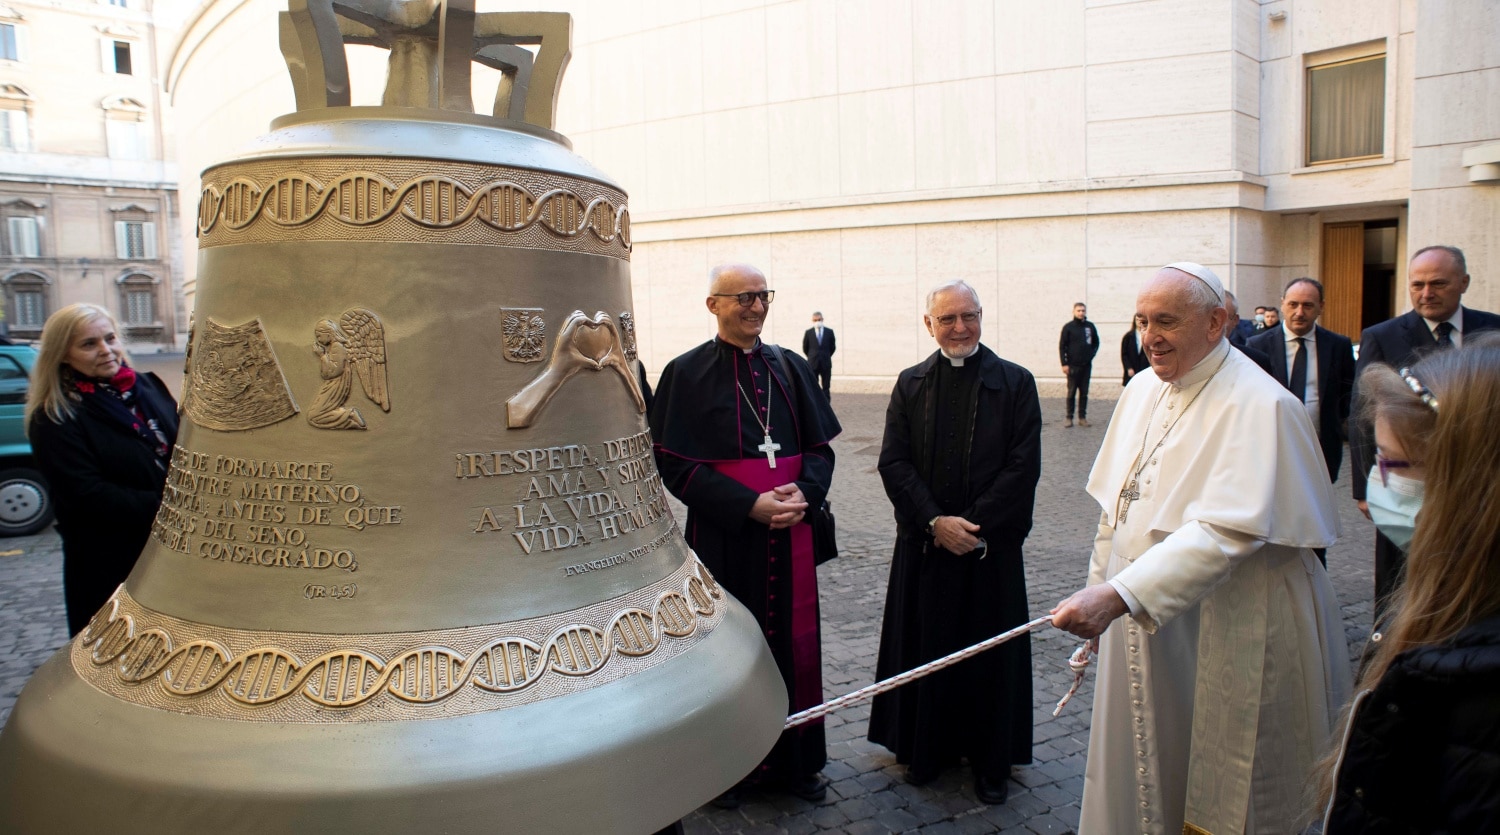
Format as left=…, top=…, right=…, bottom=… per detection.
left=0, top=0, right=181, bottom=349
left=164, top=0, right=1499, bottom=387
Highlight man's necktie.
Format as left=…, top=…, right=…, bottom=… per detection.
left=1289, top=337, right=1308, bottom=403
left=1435, top=321, right=1455, bottom=349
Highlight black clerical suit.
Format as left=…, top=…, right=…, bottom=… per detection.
left=869, top=345, right=1041, bottom=784
left=650, top=337, right=841, bottom=783
left=1247, top=323, right=1355, bottom=481
left=1350, top=306, right=1500, bottom=610
left=801, top=325, right=835, bottom=400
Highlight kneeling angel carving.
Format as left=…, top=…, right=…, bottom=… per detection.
left=309, top=309, right=390, bottom=430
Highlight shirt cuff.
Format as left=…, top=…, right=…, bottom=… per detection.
left=1107, top=578, right=1143, bottom=618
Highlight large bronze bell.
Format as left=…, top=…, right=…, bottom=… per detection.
left=0, top=3, right=787, bottom=831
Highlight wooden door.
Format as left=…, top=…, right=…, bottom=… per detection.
left=1321, top=223, right=1364, bottom=339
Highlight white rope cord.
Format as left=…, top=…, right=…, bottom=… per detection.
left=784, top=616, right=1092, bottom=730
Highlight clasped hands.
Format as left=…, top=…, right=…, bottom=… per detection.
left=750, top=483, right=807, bottom=530
left=931, top=515, right=982, bottom=555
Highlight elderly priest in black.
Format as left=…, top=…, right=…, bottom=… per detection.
left=650, top=263, right=841, bottom=808
left=868, top=280, right=1042, bottom=806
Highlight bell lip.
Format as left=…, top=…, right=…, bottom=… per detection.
left=206, top=106, right=623, bottom=194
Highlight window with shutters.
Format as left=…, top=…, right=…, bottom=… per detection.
left=104, top=38, right=132, bottom=74
left=0, top=83, right=31, bottom=151
left=1, top=23, right=18, bottom=61
left=117, top=273, right=158, bottom=329
left=6, top=216, right=38, bottom=257
left=1307, top=52, right=1387, bottom=165
left=103, top=96, right=149, bottom=160
left=4, top=271, right=48, bottom=334
left=114, top=219, right=156, bottom=259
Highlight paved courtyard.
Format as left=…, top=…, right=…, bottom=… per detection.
left=0, top=390, right=1377, bottom=834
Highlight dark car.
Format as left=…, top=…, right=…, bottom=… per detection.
left=0, top=339, right=54, bottom=535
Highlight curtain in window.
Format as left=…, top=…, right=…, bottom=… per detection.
left=1308, top=56, right=1385, bottom=164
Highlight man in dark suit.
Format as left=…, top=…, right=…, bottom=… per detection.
left=1248, top=278, right=1356, bottom=487
left=1350, top=244, right=1500, bottom=610
left=802, top=311, right=835, bottom=400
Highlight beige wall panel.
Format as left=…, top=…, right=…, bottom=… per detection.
left=1290, top=0, right=1399, bottom=56
left=1258, top=55, right=1294, bottom=176
left=835, top=0, right=915, bottom=94
left=637, top=0, right=706, bottom=32
left=1088, top=113, right=1235, bottom=178
left=1233, top=264, right=1283, bottom=314
left=994, top=68, right=1086, bottom=184
left=703, top=109, right=771, bottom=207
left=1394, top=31, right=1415, bottom=161
left=1087, top=209, right=1231, bottom=268
left=641, top=238, right=715, bottom=365
left=702, top=8, right=768, bottom=112
left=1234, top=51, right=1259, bottom=117
left=1409, top=145, right=1474, bottom=191
left=642, top=22, right=705, bottom=122
left=1233, top=209, right=1285, bottom=268
left=838, top=88, right=917, bottom=195
left=993, top=300, right=1065, bottom=378
left=766, top=98, right=843, bottom=201
left=629, top=244, right=655, bottom=369
left=913, top=0, right=996, bottom=84
left=994, top=0, right=1085, bottom=75
left=702, top=0, right=772, bottom=18
left=556, top=43, right=594, bottom=135
left=643, top=117, right=703, bottom=213
left=994, top=215, right=1087, bottom=270
left=1086, top=54, right=1234, bottom=123
left=1085, top=0, right=1231, bottom=66
left=582, top=0, right=645, bottom=41
left=766, top=0, right=840, bottom=103
left=587, top=36, right=646, bottom=130
left=1408, top=188, right=1499, bottom=314
left=587, top=123, right=650, bottom=208
left=1414, top=0, right=1499, bottom=78
left=1412, top=68, right=1500, bottom=147
left=916, top=221, right=998, bottom=276
left=1263, top=161, right=1411, bottom=212
left=1261, top=1, right=1293, bottom=60
left=914, top=78, right=998, bottom=190
left=1233, top=0, right=1260, bottom=58
left=1235, top=111, right=1261, bottom=175
left=839, top=226, right=919, bottom=375
left=768, top=231, right=845, bottom=369
left=54, top=197, right=102, bottom=258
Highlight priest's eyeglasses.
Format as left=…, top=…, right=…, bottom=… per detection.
left=713, top=290, right=775, bottom=306
left=1375, top=453, right=1416, bottom=487
left=934, top=312, right=981, bottom=328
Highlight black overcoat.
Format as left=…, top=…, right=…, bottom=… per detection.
left=28, top=371, right=178, bottom=635
left=868, top=345, right=1041, bottom=780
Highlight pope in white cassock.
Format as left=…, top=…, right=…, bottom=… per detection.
left=1051, top=263, right=1351, bottom=835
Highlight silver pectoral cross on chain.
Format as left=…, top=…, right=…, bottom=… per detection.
left=758, top=434, right=782, bottom=469
left=1117, top=478, right=1140, bottom=523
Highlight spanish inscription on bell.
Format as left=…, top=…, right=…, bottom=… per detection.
left=151, top=445, right=404, bottom=575
left=182, top=317, right=299, bottom=431
left=457, top=429, right=672, bottom=573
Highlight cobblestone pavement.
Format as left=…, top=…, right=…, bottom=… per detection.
left=0, top=391, right=1377, bottom=835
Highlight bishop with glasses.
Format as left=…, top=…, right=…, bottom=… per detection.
left=649, top=263, right=841, bottom=805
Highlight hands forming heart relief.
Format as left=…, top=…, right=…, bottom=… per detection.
left=506, top=310, right=647, bottom=428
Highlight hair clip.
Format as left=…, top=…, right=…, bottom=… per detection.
left=1398, top=367, right=1439, bottom=413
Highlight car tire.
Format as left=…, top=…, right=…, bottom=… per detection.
left=0, top=467, right=54, bottom=536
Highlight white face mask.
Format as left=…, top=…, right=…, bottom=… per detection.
left=1366, top=467, right=1425, bottom=551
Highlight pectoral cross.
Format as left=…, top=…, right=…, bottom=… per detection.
left=1117, top=479, right=1140, bottom=523
left=758, top=434, right=782, bottom=469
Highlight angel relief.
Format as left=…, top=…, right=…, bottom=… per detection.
left=308, top=309, right=391, bottom=430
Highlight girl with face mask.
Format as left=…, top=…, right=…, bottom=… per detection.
left=1309, top=334, right=1500, bottom=832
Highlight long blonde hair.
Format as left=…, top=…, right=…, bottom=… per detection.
left=24, top=303, right=130, bottom=430
left=1312, top=333, right=1500, bottom=810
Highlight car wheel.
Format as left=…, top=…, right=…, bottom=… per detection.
left=0, top=467, right=54, bottom=536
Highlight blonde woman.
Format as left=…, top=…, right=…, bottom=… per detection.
left=1313, top=333, right=1500, bottom=831
left=26, top=304, right=178, bottom=636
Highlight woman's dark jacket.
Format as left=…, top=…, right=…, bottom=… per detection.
left=1120, top=329, right=1150, bottom=385
left=1323, top=613, right=1500, bottom=833
left=28, top=371, right=178, bottom=635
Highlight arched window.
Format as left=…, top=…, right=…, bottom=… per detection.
left=3, top=269, right=49, bottom=337
left=116, top=271, right=159, bottom=330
